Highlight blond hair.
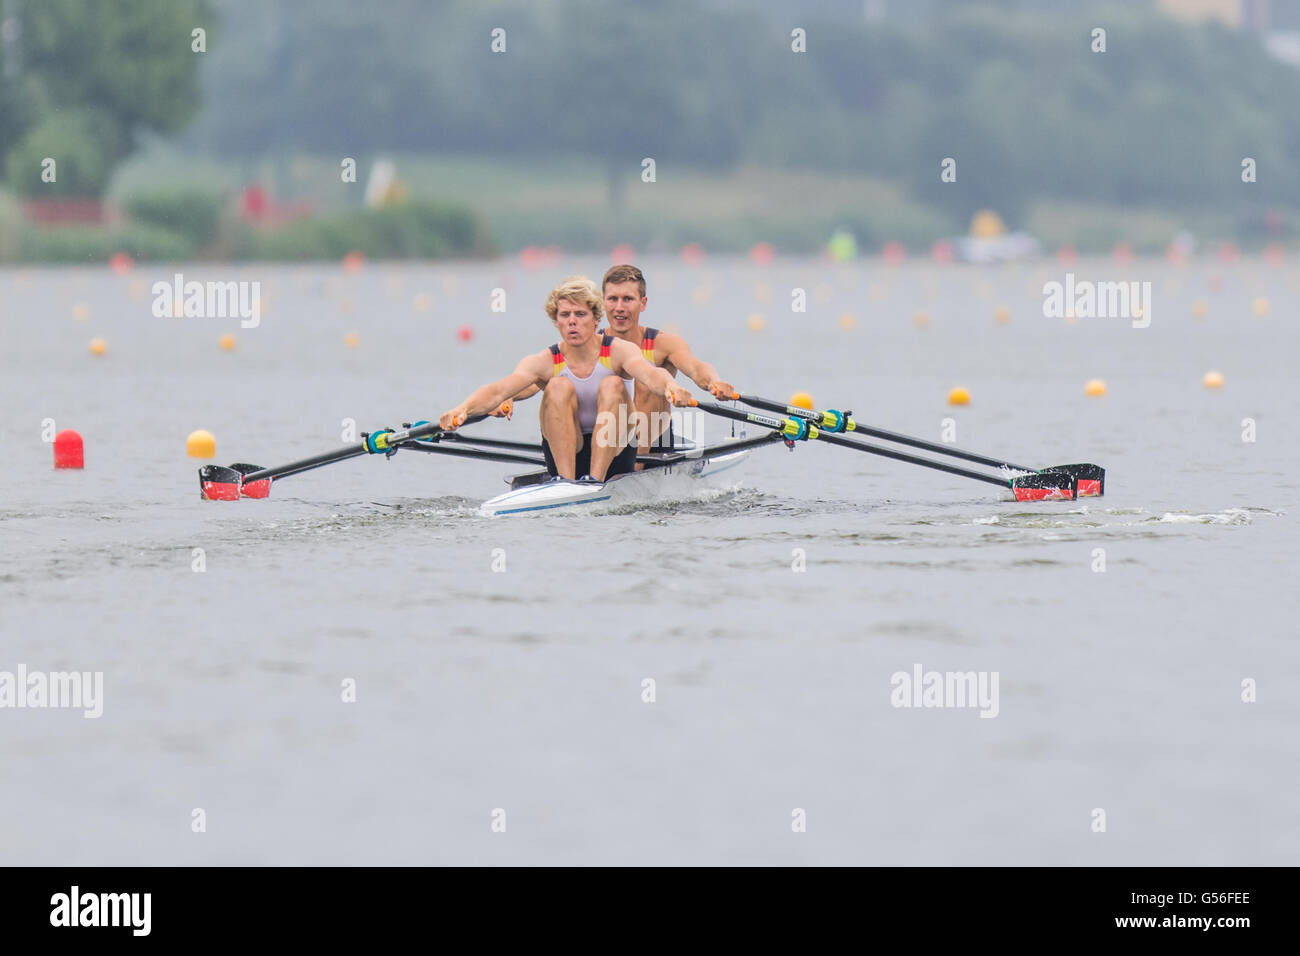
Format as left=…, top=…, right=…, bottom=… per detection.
left=544, top=276, right=603, bottom=324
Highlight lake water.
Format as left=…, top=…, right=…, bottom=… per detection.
left=1, top=256, right=1296, bottom=864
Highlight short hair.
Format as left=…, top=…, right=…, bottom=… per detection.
left=602, top=263, right=646, bottom=297
left=544, top=276, right=603, bottom=324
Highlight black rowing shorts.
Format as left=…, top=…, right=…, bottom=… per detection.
left=541, top=432, right=638, bottom=479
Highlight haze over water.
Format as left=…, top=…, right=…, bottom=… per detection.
left=2, top=257, right=1296, bottom=864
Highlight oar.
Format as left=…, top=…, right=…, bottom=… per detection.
left=732, top=393, right=1104, bottom=496
left=691, top=400, right=1076, bottom=501
left=198, top=416, right=489, bottom=500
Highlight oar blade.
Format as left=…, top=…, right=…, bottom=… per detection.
left=230, top=463, right=271, bottom=499
left=1010, top=471, right=1077, bottom=501
left=198, top=465, right=243, bottom=501
left=1041, top=463, right=1105, bottom=497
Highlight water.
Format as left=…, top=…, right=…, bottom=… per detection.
left=2, top=258, right=1297, bottom=864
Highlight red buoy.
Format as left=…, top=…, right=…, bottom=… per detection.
left=457, top=324, right=475, bottom=342
left=749, top=242, right=775, bottom=266
left=54, top=430, right=84, bottom=469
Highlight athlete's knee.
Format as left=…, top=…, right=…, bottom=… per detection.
left=597, top=375, right=628, bottom=401
left=543, top=376, right=576, bottom=401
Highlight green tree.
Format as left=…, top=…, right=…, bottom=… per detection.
left=4, top=0, right=210, bottom=196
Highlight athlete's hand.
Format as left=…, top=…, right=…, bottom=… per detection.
left=438, top=406, right=468, bottom=431
left=489, top=399, right=514, bottom=419
left=708, top=380, right=735, bottom=399
left=666, top=385, right=693, bottom=407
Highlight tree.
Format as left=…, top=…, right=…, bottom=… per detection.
left=4, top=0, right=211, bottom=196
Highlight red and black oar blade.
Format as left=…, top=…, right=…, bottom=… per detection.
left=1041, top=463, right=1104, bottom=497
left=1010, top=471, right=1077, bottom=502
left=199, top=465, right=243, bottom=501
left=230, top=462, right=271, bottom=499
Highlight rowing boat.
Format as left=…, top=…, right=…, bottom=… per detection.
left=198, top=393, right=1104, bottom=507
left=479, top=435, right=766, bottom=516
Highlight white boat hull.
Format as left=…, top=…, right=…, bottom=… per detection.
left=480, top=445, right=752, bottom=516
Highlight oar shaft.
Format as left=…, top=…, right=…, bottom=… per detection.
left=242, top=417, right=486, bottom=483
left=814, top=430, right=1011, bottom=488
left=241, top=446, right=366, bottom=483
left=735, top=393, right=1035, bottom=472
left=694, top=400, right=1009, bottom=489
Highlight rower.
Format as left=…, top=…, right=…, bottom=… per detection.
left=600, top=263, right=733, bottom=454
left=438, top=276, right=691, bottom=481
left=492, top=265, right=735, bottom=459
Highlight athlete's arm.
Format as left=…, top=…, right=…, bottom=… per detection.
left=489, top=382, right=540, bottom=417
left=439, top=352, right=549, bottom=429
left=656, top=331, right=733, bottom=398
left=611, top=339, right=691, bottom=405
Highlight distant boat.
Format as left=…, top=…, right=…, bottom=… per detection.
left=951, top=231, right=1042, bottom=264
left=949, top=209, right=1040, bottom=264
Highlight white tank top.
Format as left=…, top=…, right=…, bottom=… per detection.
left=549, top=335, right=632, bottom=432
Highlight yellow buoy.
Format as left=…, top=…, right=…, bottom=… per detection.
left=838, top=312, right=856, bottom=331
left=1084, top=379, right=1107, bottom=397
left=692, top=286, right=714, bottom=305
left=994, top=306, right=1010, bottom=324
left=1203, top=370, right=1224, bottom=389
left=754, top=283, right=772, bottom=303
left=1252, top=297, right=1270, bottom=316
left=789, top=392, right=815, bottom=410
left=186, top=429, right=216, bottom=458
left=970, top=209, right=1006, bottom=239
left=413, top=293, right=432, bottom=312
left=1192, top=300, right=1208, bottom=318
left=913, top=311, right=930, bottom=328
left=73, top=303, right=90, bottom=321
left=219, top=334, right=237, bottom=352
left=88, top=337, right=107, bottom=356
left=343, top=332, right=360, bottom=348
left=947, top=387, right=970, bottom=406
left=746, top=313, right=765, bottom=332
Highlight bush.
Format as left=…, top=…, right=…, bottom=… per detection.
left=17, top=222, right=195, bottom=263
left=124, top=189, right=224, bottom=249
left=0, top=190, right=20, bottom=260
left=248, top=200, right=495, bottom=260
left=4, top=110, right=121, bottom=198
